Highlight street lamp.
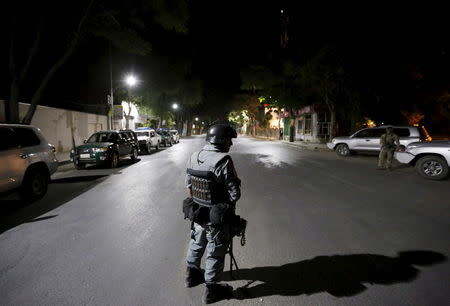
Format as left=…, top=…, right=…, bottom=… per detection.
left=124, top=74, right=139, bottom=129
left=108, top=73, right=139, bottom=130
left=195, top=117, right=199, bottom=121
left=172, top=103, right=179, bottom=110
left=125, top=74, right=138, bottom=87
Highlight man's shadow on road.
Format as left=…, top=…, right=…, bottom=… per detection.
left=223, top=250, right=446, bottom=299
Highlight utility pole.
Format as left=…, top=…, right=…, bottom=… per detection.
left=108, top=42, right=114, bottom=130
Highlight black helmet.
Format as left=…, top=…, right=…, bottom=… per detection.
left=206, top=124, right=237, bottom=144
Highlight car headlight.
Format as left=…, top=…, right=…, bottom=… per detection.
left=405, top=145, right=418, bottom=152
left=92, top=147, right=108, bottom=153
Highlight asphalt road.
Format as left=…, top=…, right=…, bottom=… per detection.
left=0, top=136, right=449, bottom=306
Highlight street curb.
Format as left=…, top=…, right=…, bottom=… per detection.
left=58, top=160, right=72, bottom=166
left=281, top=141, right=331, bottom=152
left=249, top=135, right=331, bottom=152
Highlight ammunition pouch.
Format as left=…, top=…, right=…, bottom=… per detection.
left=209, top=203, right=234, bottom=226
left=182, top=197, right=210, bottom=225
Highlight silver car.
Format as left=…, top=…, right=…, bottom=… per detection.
left=0, top=124, right=58, bottom=201
left=327, top=126, right=431, bottom=157
left=395, top=141, right=450, bottom=180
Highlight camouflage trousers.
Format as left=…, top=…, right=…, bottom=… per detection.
left=378, top=148, right=395, bottom=168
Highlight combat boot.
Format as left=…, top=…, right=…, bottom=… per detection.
left=203, top=283, right=233, bottom=304
left=185, top=267, right=204, bottom=288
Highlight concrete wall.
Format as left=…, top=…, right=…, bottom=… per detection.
left=0, top=101, right=107, bottom=160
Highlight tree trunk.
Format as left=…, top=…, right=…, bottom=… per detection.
left=7, top=80, right=20, bottom=123
left=329, top=110, right=336, bottom=141
left=186, top=112, right=192, bottom=136
left=289, top=118, right=295, bottom=142
left=323, top=90, right=336, bottom=142
left=125, top=101, right=132, bottom=129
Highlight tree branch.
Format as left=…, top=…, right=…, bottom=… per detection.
left=9, top=15, right=16, bottom=78
left=20, top=14, right=45, bottom=81
left=22, top=0, right=96, bottom=124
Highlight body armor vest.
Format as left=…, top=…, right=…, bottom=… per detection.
left=187, top=151, right=229, bottom=207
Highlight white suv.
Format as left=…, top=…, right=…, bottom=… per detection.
left=0, top=124, right=58, bottom=201
left=395, top=141, right=450, bottom=180
left=135, top=128, right=161, bottom=153
left=169, top=130, right=180, bottom=144
left=327, top=126, right=431, bottom=157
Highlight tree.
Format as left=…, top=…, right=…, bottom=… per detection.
left=3, top=0, right=189, bottom=124
left=300, top=47, right=346, bottom=141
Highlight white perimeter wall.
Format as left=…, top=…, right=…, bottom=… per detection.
left=0, top=101, right=107, bottom=156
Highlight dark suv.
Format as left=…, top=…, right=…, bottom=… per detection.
left=157, top=129, right=173, bottom=147
left=119, top=129, right=140, bottom=155
left=70, top=131, right=138, bottom=169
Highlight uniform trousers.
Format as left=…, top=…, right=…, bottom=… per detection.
left=186, top=222, right=230, bottom=284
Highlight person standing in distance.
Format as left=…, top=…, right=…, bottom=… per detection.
left=184, top=123, right=241, bottom=304
left=377, top=127, right=400, bottom=170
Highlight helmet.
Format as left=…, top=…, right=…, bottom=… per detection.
left=206, top=124, right=237, bottom=144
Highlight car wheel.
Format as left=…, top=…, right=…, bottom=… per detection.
left=155, top=142, right=159, bottom=151
left=415, top=155, right=449, bottom=180
left=131, top=148, right=138, bottom=161
left=146, top=144, right=151, bottom=154
left=20, top=168, right=49, bottom=202
left=75, top=163, right=86, bottom=170
left=169, top=141, right=173, bottom=147
left=110, top=152, right=119, bottom=168
left=336, top=144, right=351, bottom=157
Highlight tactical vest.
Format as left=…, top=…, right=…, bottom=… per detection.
left=187, top=151, right=229, bottom=207
left=382, top=133, right=398, bottom=149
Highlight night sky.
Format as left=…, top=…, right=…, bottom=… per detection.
left=1, top=2, right=449, bottom=131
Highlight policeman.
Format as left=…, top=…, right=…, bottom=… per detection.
left=377, top=127, right=400, bottom=170
left=184, top=123, right=241, bottom=304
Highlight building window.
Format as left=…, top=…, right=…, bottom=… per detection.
left=304, top=114, right=312, bottom=134
left=317, top=112, right=329, bottom=123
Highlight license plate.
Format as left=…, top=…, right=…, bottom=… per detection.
left=80, top=154, right=91, bottom=159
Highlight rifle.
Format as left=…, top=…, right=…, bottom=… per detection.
left=227, top=216, right=247, bottom=279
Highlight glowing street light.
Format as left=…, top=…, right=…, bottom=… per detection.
left=125, top=74, right=138, bottom=87
left=195, top=117, right=199, bottom=121
left=172, top=103, right=179, bottom=110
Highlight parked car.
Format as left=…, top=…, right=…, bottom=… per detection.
left=395, top=141, right=450, bottom=180
left=0, top=124, right=58, bottom=201
left=157, top=129, right=173, bottom=147
left=135, top=128, right=161, bottom=153
left=70, top=130, right=138, bottom=169
left=169, top=130, right=180, bottom=144
left=119, top=129, right=140, bottom=155
left=327, top=125, right=432, bottom=157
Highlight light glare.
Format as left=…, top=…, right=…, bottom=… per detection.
left=125, top=75, right=137, bottom=87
